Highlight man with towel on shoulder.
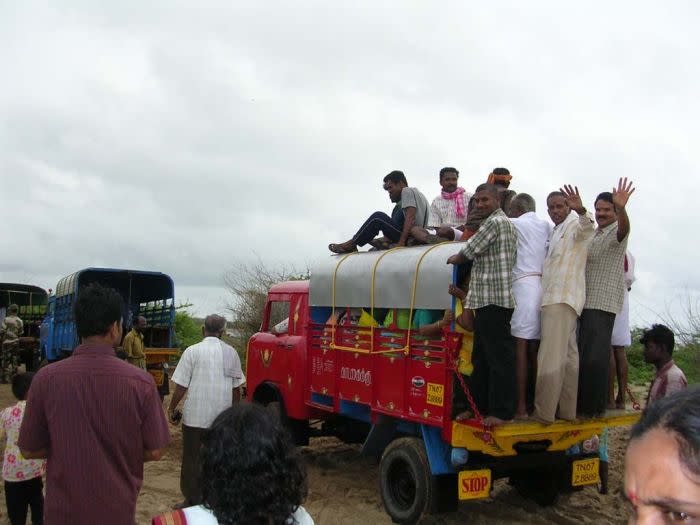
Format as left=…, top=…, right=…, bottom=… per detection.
left=169, top=314, right=245, bottom=508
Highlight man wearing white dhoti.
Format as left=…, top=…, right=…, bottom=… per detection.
left=508, top=193, right=552, bottom=419
left=609, top=251, right=636, bottom=408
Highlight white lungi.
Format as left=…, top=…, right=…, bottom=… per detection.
left=511, top=274, right=543, bottom=339
left=611, top=289, right=631, bottom=346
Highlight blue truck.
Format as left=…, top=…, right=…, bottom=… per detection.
left=40, top=268, right=179, bottom=395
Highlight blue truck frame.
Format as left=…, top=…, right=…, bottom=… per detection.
left=41, top=268, right=176, bottom=361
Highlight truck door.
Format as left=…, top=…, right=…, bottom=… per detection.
left=249, top=292, right=308, bottom=419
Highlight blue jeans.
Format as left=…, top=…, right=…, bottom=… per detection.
left=352, top=210, right=404, bottom=246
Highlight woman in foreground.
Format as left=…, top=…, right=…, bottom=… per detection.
left=153, top=403, right=313, bottom=525
left=624, top=385, right=700, bottom=524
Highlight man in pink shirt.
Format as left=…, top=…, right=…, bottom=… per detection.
left=641, top=324, right=688, bottom=405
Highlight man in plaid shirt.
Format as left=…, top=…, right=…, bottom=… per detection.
left=448, top=183, right=517, bottom=425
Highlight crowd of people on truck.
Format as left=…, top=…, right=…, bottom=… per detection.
left=329, top=167, right=688, bottom=427
left=0, top=164, right=696, bottom=523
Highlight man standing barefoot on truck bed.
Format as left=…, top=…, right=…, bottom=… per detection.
left=18, top=283, right=170, bottom=525
left=447, top=183, right=517, bottom=426
left=328, top=170, right=429, bottom=253
left=532, top=187, right=594, bottom=425
left=578, top=179, right=635, bottom=418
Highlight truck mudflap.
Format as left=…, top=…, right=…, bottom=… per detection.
left=450, top=411, right=640, bottom=457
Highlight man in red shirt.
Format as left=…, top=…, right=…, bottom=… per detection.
left=641, top=324, right=688, bottom=405
left=19, top=283, right=171, bottom=525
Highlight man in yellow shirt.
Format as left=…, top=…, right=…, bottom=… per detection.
left=123, top=316, right=147, bottom=370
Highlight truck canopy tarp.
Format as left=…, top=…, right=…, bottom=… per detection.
left=0, top=284, right=48, bottom=308
left=309, top=243, right=461, bottom=310
left=55, top=268, right=174, bottom=303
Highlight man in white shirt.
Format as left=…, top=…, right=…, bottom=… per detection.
left=412, top=167, right=472, bottom=244
left=168, top=314, right=245, bottom=506
left=507, top=193, right=552, bottom=419
left=532, top=187, right=595, bottom=424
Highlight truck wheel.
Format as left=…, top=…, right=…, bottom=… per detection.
left=380, top=437, right=434, bottom=525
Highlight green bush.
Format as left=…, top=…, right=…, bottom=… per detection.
left=174, top=311, right=202, bottom=351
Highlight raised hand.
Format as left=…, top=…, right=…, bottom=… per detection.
left=612, top=177, right=635, bottom=209
left=559, top=184, right=585, bottom=214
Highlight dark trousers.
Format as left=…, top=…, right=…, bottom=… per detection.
left=181, top=424, right=206, bottom=505
left=577, top=308, right=616, bottom=417
left=470, top=305, right=516, bottom=420
left=5, top=477, right=44, bottom=525
left=352, top=211, right=404, bottom=246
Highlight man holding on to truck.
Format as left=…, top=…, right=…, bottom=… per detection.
left=168, top=314, right=245, bottom=507
left=447, top=183, right=518, bottom=426
left=18, top=284, right=170, bottom=525
left=123, top=315, right=147, bottom=370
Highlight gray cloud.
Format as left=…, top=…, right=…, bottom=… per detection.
left=1, top=1, right=698, bottom=325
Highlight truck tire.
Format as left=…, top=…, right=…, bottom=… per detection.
left=380, top=437, right=434, bottom=525
left=260, top=397, right=309, bottom=447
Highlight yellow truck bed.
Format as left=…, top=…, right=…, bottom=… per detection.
left=451, top=410, right=640, bottom=456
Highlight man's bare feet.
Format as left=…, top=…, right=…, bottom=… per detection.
left=483, top=416, right=512, bottom=426
left=455, top=410, right=474, bottom=421
left=514, top=412, right=529, bottom=421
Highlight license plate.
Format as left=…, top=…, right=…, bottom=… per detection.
left=572, top=458, right=600, bottom=486
left=458, top=469, right=491, bottom=500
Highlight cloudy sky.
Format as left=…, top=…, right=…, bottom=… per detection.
left=1, top=1, right=698, bottom=328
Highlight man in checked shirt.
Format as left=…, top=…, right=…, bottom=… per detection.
left=447, top=183, right=518, bottom=425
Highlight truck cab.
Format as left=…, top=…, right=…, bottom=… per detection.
left=0, top=283, right=49, bottom=371
left=40, top=268, right=179, bottom=395
left=247, top=244, right=640, bottom=524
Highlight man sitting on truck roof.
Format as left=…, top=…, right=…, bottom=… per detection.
left=447, top=183, right=517, bottom=426
left=328, top=170, right=429, bottom=253
left=410, top=167, right=471, bottom=244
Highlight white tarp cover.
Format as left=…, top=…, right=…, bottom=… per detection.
left=309, top=243, right=464, bottom=310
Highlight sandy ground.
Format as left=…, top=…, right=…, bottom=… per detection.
left=0, top=381, right=639, bottom=525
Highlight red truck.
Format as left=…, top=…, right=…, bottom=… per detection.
left=246, top=245, right=638, bottom=524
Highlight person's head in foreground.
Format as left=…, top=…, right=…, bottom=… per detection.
left=12, top=371, right=34, bottom=401
left=74, top=283, right=123, bottom=347
left=200, top=403, right=309, bottom=525
left=624, top=386, right=700, bottom=524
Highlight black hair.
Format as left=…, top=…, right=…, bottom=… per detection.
left=630, top=386, right=700, bottom=482
left=74, top=283, right=123, bottom=339
left=200, top=403, right=308, bottom=525
left=492, top=167, right=510, bottom=176
left=439, top=167, right=459, bottom=181
left=640, top=324, right=675, bottom=357
left=12, top=372, right=35, bottom=401
left=383, top=170, right=407, bottom=185
left=547, top=191, right=566, bottom=203
left=595, top=191, right=614, bottom=208
left=204, top=314, right=227, bottom=335
left=473, top=183, right=499, bottom=198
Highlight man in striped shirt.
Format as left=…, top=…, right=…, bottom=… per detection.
left=447, top=183, right=517, bottom=425
left=19, top=284, right=170, bottom=525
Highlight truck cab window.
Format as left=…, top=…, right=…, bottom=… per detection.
left=267, top=301, right=290, bottom=335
